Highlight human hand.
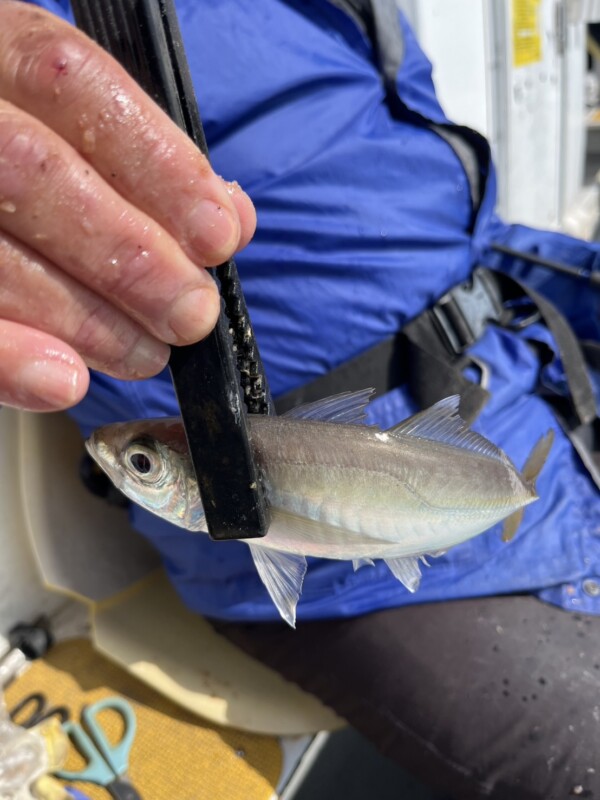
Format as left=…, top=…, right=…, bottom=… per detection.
left=0, top=1, right=256, bottom=412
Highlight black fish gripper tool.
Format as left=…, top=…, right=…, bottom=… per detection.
left=71, top=0, right=272, bottom=540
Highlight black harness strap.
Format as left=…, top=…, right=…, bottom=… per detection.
left=275, top=332, right=407, bottom=415
left=401, top=268, right=505, bottom=422
left=492, top=271, right=597, bottom=426
left=275, top=266, right=600, bottom=489
left=582, top=340, right=600, bottom=371
left=274, top=267, right=501, bottom=422
left=278, top=1, right=600, bottom=485
left=493, top=272, right=600, bottom=487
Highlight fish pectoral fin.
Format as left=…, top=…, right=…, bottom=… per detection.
left=352, top=558, right=375, bottom=571
left=282, top=388, right=376, bottom=425
left=248, top=545, right=307, bottom=628
left=384, top=556, right=422, bottom=593
left=501, top=507, right=525, bottom=542
left=273, top=509, right=387, bottom=548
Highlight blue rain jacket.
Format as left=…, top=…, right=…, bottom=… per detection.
left=31, top=0, right=600, bottom=620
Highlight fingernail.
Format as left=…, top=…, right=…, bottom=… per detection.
left=187, top=200, right=239, bottom=263
left=169, top=286, right=219, bottom=343
left=123, top=336, right=170, bottom=378
left=19, top=358, right=81, bottom=408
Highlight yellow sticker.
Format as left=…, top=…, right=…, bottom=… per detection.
left=512, top=0, right=542, bottom=67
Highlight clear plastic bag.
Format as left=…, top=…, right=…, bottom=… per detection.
left=0, top=698, right=47, bottom=800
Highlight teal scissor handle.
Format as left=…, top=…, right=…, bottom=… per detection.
left=57, top=697, right=137, bottom=785
left=57, top=722, right=116, bottom=785
left=82, top=697, right=137, bottom=776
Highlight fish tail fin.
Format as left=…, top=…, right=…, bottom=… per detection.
left=522, top=429, right=555, bottom=493
left=501, top=507, right=525, bottom=542
left=502, top=429, right=554, bottom=543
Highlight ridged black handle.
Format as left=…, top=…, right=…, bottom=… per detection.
left=71, top=0, right=271, bottom=540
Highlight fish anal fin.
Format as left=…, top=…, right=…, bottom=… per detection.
left=502, top=507, right=525, bottom=542
left=389, top=396, right=505, bottom=462
left=353, top=557, right=375, bottom=572
left=282, top=389, right=375, bottom=425
left=522, top=429, right=555, bottom=491
left=385, top=555, right=422, bottom=593
left=248, top=545, right=307, bottom=628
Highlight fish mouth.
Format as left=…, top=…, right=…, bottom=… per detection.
left=84, top=434, right=96, bottom=460
left=85, top=432, right=124, bottom=490
left=84, top=432, right=106, bottom=468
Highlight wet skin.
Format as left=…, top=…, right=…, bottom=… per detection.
left=0, top=1, right=256, bottom=411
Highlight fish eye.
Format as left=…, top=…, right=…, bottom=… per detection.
left=124, top=440, right=163, bottom=482
left=130, top=452, right=152, bottom=474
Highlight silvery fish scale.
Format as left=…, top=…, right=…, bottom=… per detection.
left=86, top=391, right=553, bottom=626
left=249, top=414, right=529, bottom=561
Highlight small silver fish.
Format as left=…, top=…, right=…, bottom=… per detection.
left=86, top=390, right=554, bottom=626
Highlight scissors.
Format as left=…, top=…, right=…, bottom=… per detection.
left=56, top=697, right=142, bottom=800
left=9, top=692, right=70, bottom=729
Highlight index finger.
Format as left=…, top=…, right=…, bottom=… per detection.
left=0, top=1, right=256, bottom=266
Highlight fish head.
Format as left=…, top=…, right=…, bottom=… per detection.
left=85, top=418, right=206, bottom=531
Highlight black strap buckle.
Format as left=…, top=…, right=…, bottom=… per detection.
left=431, top=268, right=508, bottom=356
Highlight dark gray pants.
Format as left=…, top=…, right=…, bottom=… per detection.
left=217, top=596, right=600, bottom=800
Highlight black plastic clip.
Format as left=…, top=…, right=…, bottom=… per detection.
left=431, top=268, right=508, bottom=356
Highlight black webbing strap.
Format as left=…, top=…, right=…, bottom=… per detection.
left=488, top=273, right=600, bottom=487
left=537, top=390, right=600, bottom=487
left=275, top=267, right=600, bottom=488
left=275, top=268, right=502, bottom=424
left=492, top=271, right=597, bottom=426
left=401, top=268, right=507, bottom=423
left=582, top=340, right=600, bottom=371
left=275, top=332, right=407, bottom=415
left=277, top=1, right=600, bottom=483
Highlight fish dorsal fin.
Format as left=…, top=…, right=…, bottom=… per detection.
left=389, top=396, right=505, bottom=462
left=282, top=389, right=375, bottom=425
left=248, top=545, right=307, bottom=628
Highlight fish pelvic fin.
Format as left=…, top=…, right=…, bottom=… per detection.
left=521, top=429, right=555, bottom=492
left=248, top=545, right=307, bottom=628
left=282, top=389, right=375, bottom=425
left=385, top=556, right=422, bottom=593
